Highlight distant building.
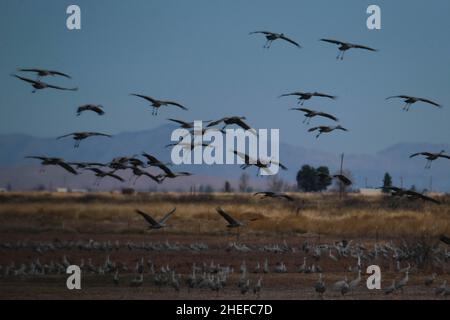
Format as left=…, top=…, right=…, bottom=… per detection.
left=71, top=189, right=88, bottom=193
left=56, top=188, right=68, bottom=193
left=0, top=188, right=7, bottom=193
left=359, top=188, right=382, bottom=196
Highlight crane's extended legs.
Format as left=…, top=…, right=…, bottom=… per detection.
left=264, top=40, right=273, bottom=49
left=336, top=50, right=346, bottom=60
left=402, top=103, right=411, bottom=111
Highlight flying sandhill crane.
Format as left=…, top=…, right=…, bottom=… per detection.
left=167, top=118, right=212, bottom=129
left=383, top=186, right=440, bottom=204
left=216, top=207, right=259, bottom=241
left=141, top=152, right=173, bottom=174
left=380, top=186, right=407, bottom=197
left=84, top=168, right=124, bottom=185
left=207, top=116, right=255, bottom=133
left=11, top=74, right=78, bottom=93
left=318, top=172, right=352, bottom=186
left=130, top=94, right=188, bottom=115
left=249, top=31, right=301, bottom=49
left=17, top=68, right=71, bottom=80
left=127, top=166, right=161, bottom=184
left=107, top=156, right=135, bottom=170
left=57, top=132, right=112, bottom=148
left=253, top=192, right=294, bottom=201
left=291, top=108, right=339, bottom=124
left=315, top=273, right=326, bottom=298
left=76, top=104, right=105, bottom=116
left=135, top=208, right=176, bottom=230
left=308, top=125, right=348, bottom=138
left=68, top=162, right=106, bottom=169
left=409, top=150, right=450, bottom=169
left=167, top=118, right=196, bottom=129
left=216, top=207, right=243, bottom=229
left=386, top=95, right=442, bottom=111
left=165, top=141, right=212, bottom=151
left=320, top=39, right=377, bottom=60
left=25, top=156, right=77, bottom=175
left=279, top=91, right=337, bottom=105
left=233, top=150, right=287, bottom=175
left=404, top=190, right=440, bottom=204
left=127, top=157, right=145, bottom=167
left=156, top=171, right=192, bottom=183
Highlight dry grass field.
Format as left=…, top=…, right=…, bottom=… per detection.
left=0, top=192, right=449, bottom=300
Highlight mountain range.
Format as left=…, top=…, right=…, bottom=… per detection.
left=0, top=125, right=449, bottom=192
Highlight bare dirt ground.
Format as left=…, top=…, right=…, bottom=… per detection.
left=0, top=192, right=448, bottom=300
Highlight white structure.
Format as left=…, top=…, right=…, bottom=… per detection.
left=359, top=188, right=382, bottom=196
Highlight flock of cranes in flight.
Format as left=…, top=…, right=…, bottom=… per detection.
left=9, top=28, right=450, bottom=209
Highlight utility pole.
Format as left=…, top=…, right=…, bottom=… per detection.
left=429, top=176, right=433, bottom=192
left=339, top=153, right=344, bottom=199
left=400, top=176, right=404, bottom=189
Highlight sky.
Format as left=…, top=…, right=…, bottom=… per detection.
left=1, top=0, right=449, bottom=154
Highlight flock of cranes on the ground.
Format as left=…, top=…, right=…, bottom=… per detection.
left=0, top=237, right=449, bottom=298
left=7, top=27, right=450, bottom=298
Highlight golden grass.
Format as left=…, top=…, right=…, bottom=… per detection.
left=0, top=192, right=448, bottom=237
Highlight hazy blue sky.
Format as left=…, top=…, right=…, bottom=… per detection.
left=1, top=0, right=449, bottom=154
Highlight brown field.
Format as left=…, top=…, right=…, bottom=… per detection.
left=0, top=192, right=449, bottom=300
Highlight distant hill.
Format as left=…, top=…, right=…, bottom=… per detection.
left=0, top=125, right=449, bottom=191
